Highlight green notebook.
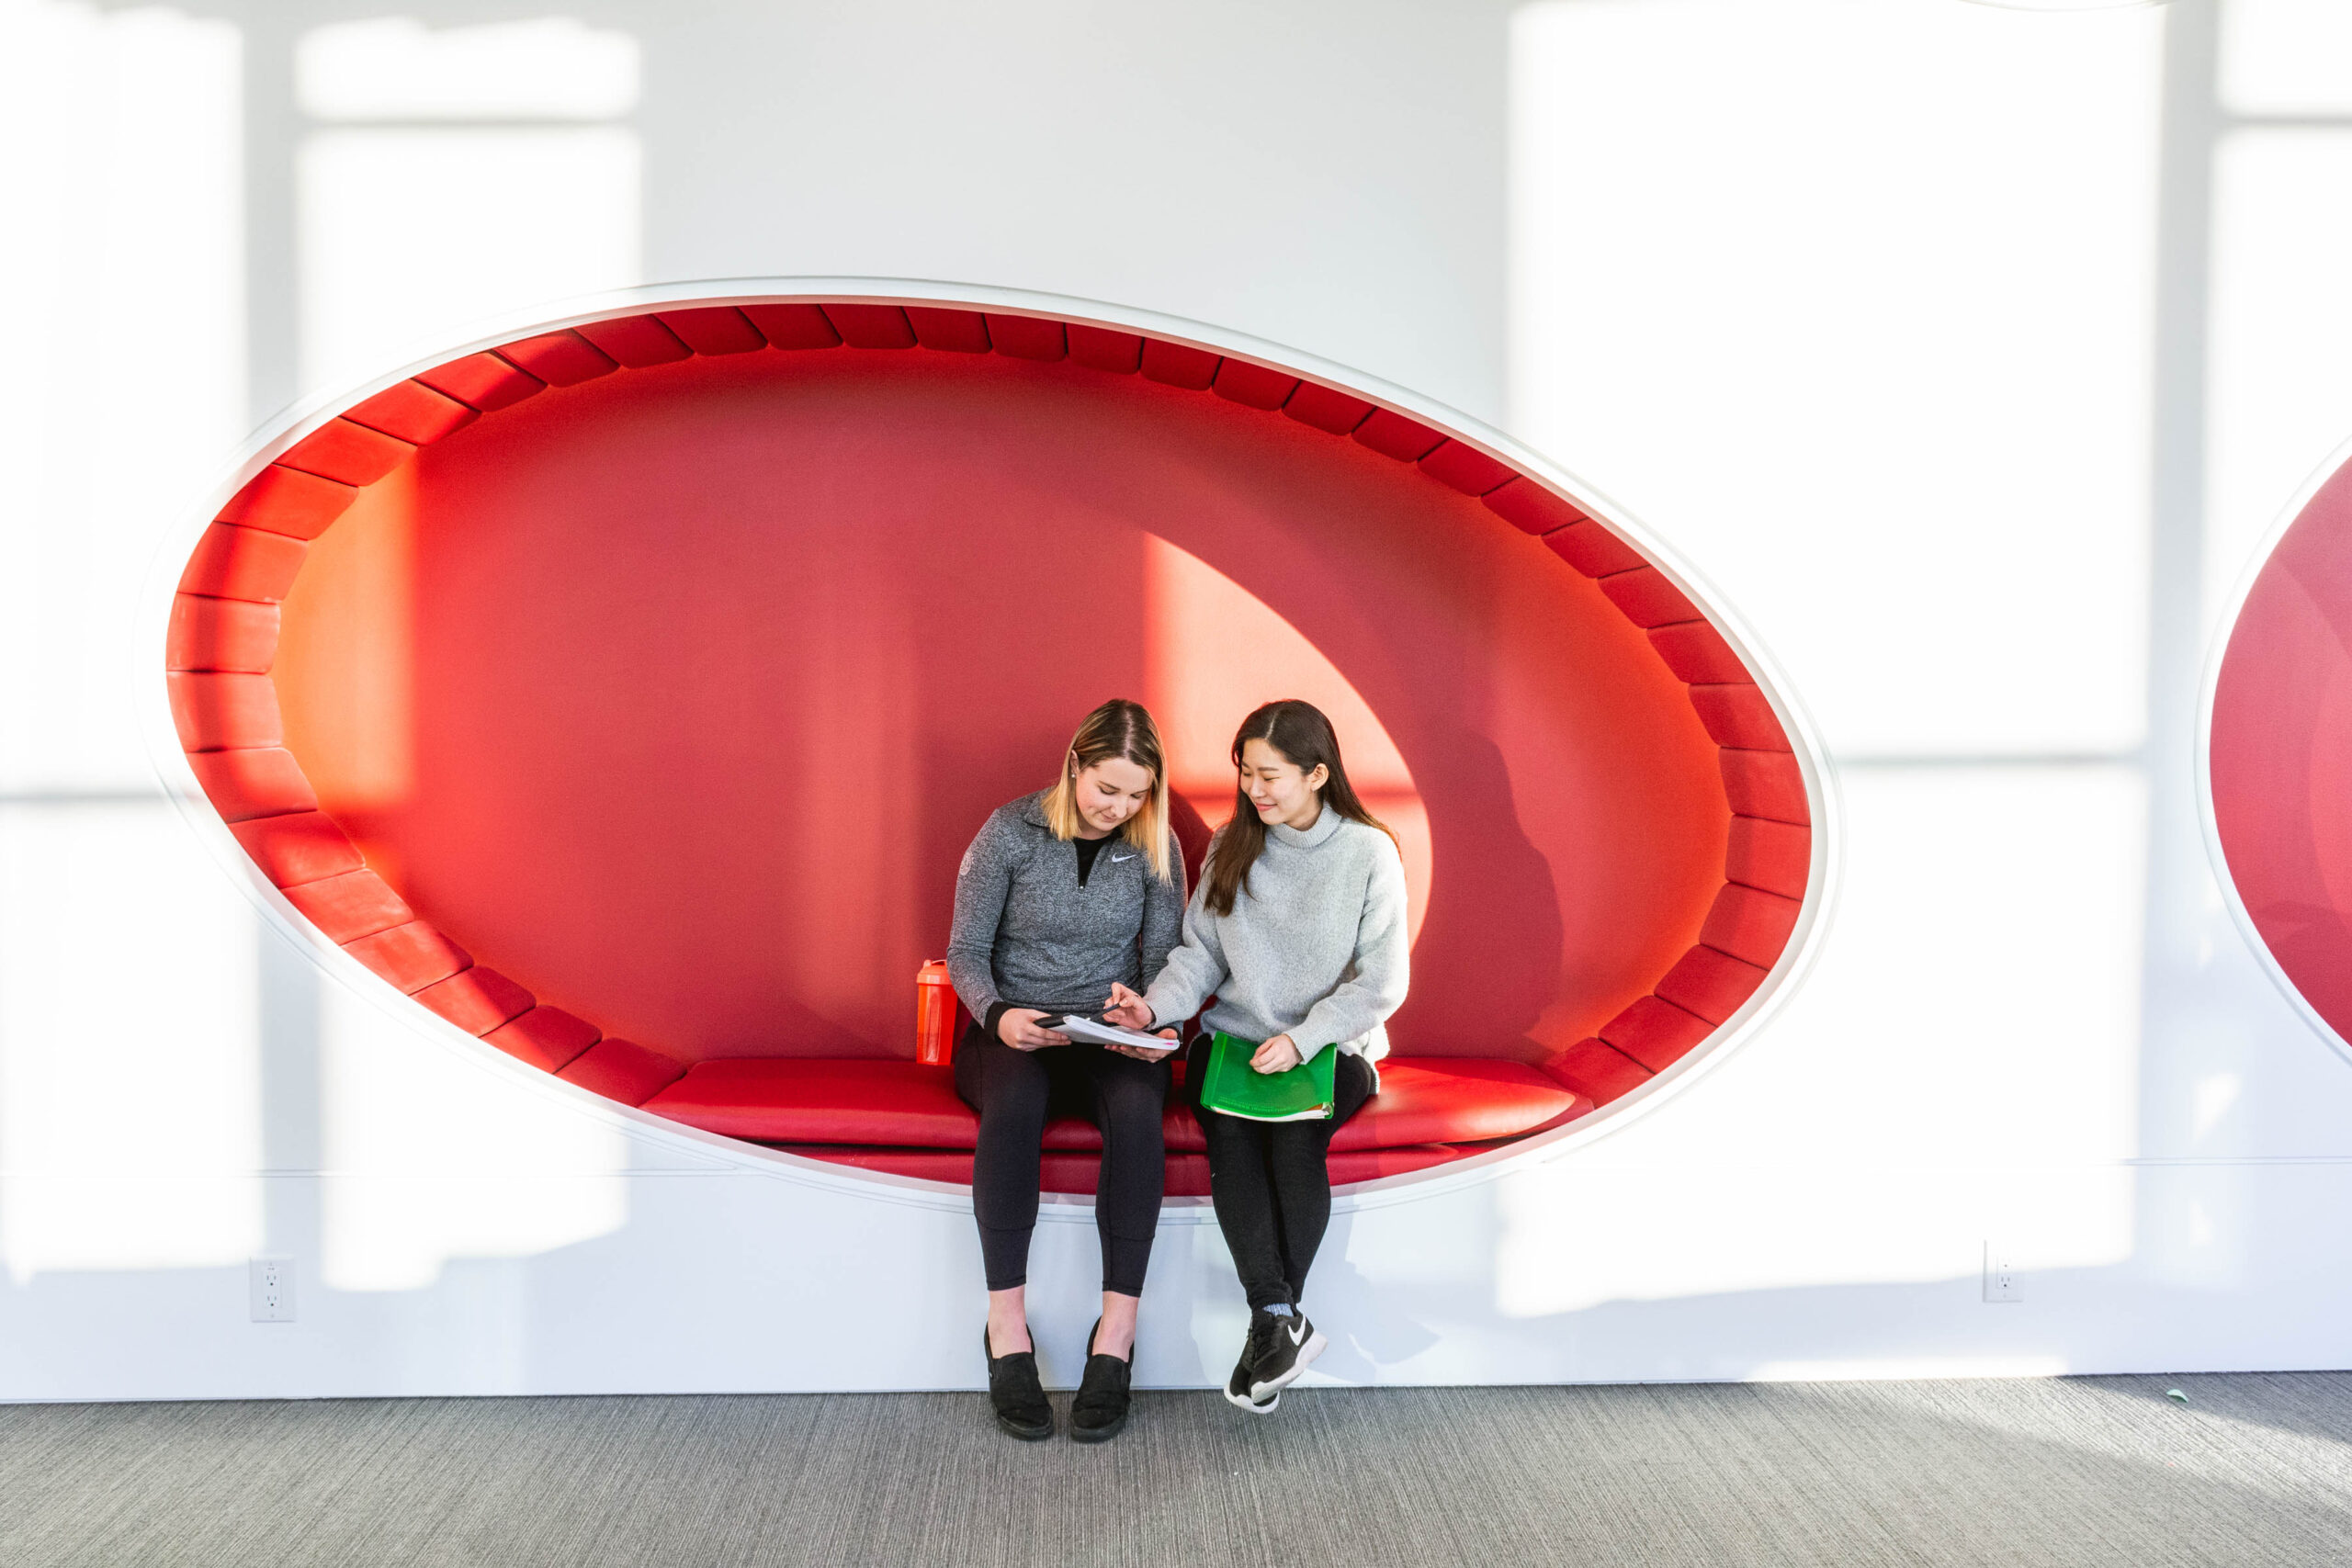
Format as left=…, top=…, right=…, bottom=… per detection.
left=1199, top=1031, right=1338, bottom=1122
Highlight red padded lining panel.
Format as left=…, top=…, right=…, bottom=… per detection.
left=167, top=671, right=282, bottom=751
left=741, top=303, right=842, bottom=351
left=1545, top=521, right=1646, bottom=577
left=576, top=314, right=693, bottom=367
left=214, top=466, right=357, bottom=541
left=1598, top=994, right=1714, bottom=1073
left=1599, top=568, right=1703, bottom=627
left=414, top=965, right=536, bottom=1035
left=904, top=307, right=991, bottom=354
left=1484, top=478, right=1588, bottom=536
left=821, top=304, right=917, bottom=350
left=1139, top=339, right=1220, bottom=389
left=1700, top=882, right=1803, bottom=969
left=1066, top=324, right=1143, bottom=373
left=495, top=331, right=618, bottom=387
left=655, top=307, right=765, bottom=356
left=266, top=331, right=1749, bottom=1146
left=281, top=869, right=413, bottom=943
left=345, top=921, right=471, bottom=993
left=1419, top=440, right=1514, bottom=496
left=483, top=1006, right=601, bottom=1072
left=1283, top=381, right=1374, bottom=434
left=558, top=1037, right=685, bottom=1104
left=643, top=1059, right=980, bottom=1146
left=1211, top=359, right=1298, bottom=410
left=1653, top=942, right=1769, bottom=1026
left=187, top=747, right=316, bottom=823
left=342, top=381, right=479, bottom=446
left=1727, top=816, right=1810, bottom=899
left=1650, top=622, right=1749, bottom=685
left=983, top=314, right=1066, bottom=361
left=1352, top=409, right=1446, bottom=462
left=178, top=525, right=307, bottom=603
left=1690, top=683, right=1789, bottom=750
left=167, top=595, right=277, bottom=673
left=1722, top=748, right=1810, bottom=825
left=414, top=354, right=544, bottom=413
left=1544, top=1039, right=1651, bottom=1105
left=277, top=420, right=414, bottom=488
left=1329, top=1058, right=1579, bottom=1150
left=231, top=810, right=363, bottom=887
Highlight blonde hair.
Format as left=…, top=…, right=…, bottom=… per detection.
left=1042, top=698, right=1175, bottom=883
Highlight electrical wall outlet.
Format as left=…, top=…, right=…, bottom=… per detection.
left=1983, top=1243, right=2021, bottom=1303
left=249, top=1257, right=296, bottom=1322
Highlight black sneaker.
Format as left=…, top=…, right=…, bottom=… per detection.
left=1069, top=1318, right=1132, bottom=1443
left=1221, top=1310, right=1285, bottom=1414
left=1225, top=1355, right=1279, bottom=1413
left=1246, top=1306, right=1326, bottom=1403
left=984, top=1325, right=1054, bottom=1440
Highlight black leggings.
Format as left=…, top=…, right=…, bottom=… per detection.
left=953, top=1023, right=1168, bottom=1296
left=1185, top=1034, right=1375, bottom=1311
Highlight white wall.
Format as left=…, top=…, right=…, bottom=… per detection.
left=6, top=0, right=2352, bottom=1400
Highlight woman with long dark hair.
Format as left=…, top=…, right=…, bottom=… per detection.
left=946, top=697, right=1184, bottom=1442
left=1104, top=698, right=1408, bottom=1413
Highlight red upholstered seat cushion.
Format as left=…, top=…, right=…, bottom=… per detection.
left=1352, top=409, right=1445, bottom=462
left=1486, top=478, right=1589, bottom=537
left=413, top=353, right=544, bottom=412
left=1722, top=747, right=1809, bottom=825
left=1545, top=1039, right=1651, bottom=1104
left=496, top=331, right=618, bottom=387
left=341, top=380, right=479, bottom=446
left=559, top=1037, right=684, bottom=1104
left=774, top=1144, right=1469, bottom=1196
left=281, top=869, right=412, bottom=942
left=1330, top=1057, right=1579, bottom=1150
left=1419, top=440, right=1514, bottom=496
left=178, top=525, right=307, bottom=603
left=214, top=466, right=357, bottom=540
left=484, top=1006, right=600, bottom=1071
left=168, top=595, right=279, bottom=672
left=628, top=1055, right=1577, bottom=1162
left=643, top=1058, right=980, bottom=1146
left=168, top=671, right=283, bottom=751
left=187, top=747, right=316, bottom=822
left=984, top=314, right=1065, bottom=361
left=1283, top=381, right=1373, bottom=434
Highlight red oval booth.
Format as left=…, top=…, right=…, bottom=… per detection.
left=2211, top=446, right=2352, bottom=1055
left=163, top=289, right=1817, bottom=1195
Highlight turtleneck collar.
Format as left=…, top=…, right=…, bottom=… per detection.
left=1267, top=803, right=1340, bottom=851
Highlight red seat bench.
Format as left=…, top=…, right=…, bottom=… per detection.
left=639, top=1055, right=1588, bottom=1186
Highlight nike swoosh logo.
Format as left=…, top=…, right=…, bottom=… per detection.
left=1284, top=1321, right=1306, bottom=1346
left=1111, top=853, right=1134, bottom=862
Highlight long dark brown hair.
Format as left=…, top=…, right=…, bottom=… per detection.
left=1202, top=699, right=1393, bottom=917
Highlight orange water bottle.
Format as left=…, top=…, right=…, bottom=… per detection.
left=915, top=959, right=965, bottom=1066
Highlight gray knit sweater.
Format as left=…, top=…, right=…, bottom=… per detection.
left=1142, top=807, right=1410, bottom=1074
left=946, top=791, right=1186, bottom=1034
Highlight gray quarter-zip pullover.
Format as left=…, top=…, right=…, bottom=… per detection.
left=946, top=791, right=1186, bottom=1037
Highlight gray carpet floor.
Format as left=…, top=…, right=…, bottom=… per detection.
left=2, top=1372, right=2347, bottom=1567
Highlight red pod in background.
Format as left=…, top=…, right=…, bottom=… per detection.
left=915, top=959, right=964, bottom=1066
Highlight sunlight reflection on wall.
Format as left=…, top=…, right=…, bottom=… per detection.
left=1498, top=0, right=2161, bottom=1314
left=1142, top=534, right=1432, bottom=941
left=0, top=4, right=255, bottom=1281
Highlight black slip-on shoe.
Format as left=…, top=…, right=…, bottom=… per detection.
left=1247, top=1306, right=1328, bottom=1402
left=985, top=1325, right=1054, bottom=1441
left=1069, top=1318, right=1132, bottom=1443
